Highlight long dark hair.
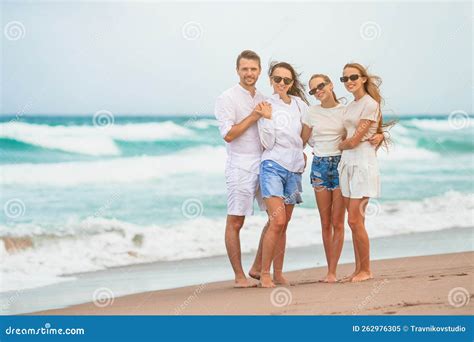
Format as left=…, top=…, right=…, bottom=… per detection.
left=268, top=61, right=309, bottom=105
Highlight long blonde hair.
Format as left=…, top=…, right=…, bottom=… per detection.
left=343, top=63, right=396, bottom=148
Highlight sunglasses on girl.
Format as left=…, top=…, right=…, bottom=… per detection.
left=271, top=76, right=293, bottom=85
left=340, top=74, right=361, bottom=83
left=309, top=82, right=327, bottom=95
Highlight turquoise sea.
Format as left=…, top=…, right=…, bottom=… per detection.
left=1, top=114, right=473, bottom=292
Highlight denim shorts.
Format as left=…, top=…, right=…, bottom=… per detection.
left=310, top=155, right=341, bottom=191
left=260, top=160, right=303, bottom=205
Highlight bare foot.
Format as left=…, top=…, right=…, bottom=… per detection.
left=273, top=274, right=290, bottom=286
left=233, top=278, right=256, bottom=288
left=248, top=268, right=261, bottom=280
left=351, top=271, right=373, bottom=283
left=320, top=273, right=337, bottom=283
left=259, top=273, right=275, bottom=288
left=340, top=271, right=359, bottom=283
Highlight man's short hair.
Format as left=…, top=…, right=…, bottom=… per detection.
left=236, top=50, right=261, bottom=69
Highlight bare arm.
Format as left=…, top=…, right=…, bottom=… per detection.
left=301, top=124, right=313, bottom=146
left=338, top=119, right=374, bottom=150
left=224, top=110, right=261, bottom=143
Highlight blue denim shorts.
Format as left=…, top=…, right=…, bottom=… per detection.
left=310, top=155, right=341, bottom=190
left=260, top=160, right=303, bottom=205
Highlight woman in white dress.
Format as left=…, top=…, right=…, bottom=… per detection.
left=337, top=63, right=392, bottom=282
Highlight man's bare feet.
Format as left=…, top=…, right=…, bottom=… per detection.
left=320, top=273, right=337, bottom=283
left=259, top=272, right=275, bottom=288
left=248, top=268, right=261, bottom=280
left=233, top=277, right=256, bottom=288
left=351, top=271, right=373, bottom=283
left=273, top=273, right=290, bottom=286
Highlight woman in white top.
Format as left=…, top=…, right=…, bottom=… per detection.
left=252, top=61, right=309, bottom=288
left=337, top=62, right=392, bottom=282
left=301, top=74, right=383, bottom=283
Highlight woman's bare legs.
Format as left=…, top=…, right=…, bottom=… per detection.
left=248, top=220, right=269, bottom=280
left=272, top=204, right=294, bottom=285
left=341, top=196, right=360, bottom=281
left=260, top=197, right=287, bottom=288
left=329, top=189, right=345, bottom=280
left=346, top=197, right=373, bottom=282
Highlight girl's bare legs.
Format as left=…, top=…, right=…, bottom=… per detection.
left=347, top=197, right=373, bottom=282
left=260, top=197, right=287, bottom=288
left=315, top=188, right=334, bottom=281
left=315, top=188, right=345, bottom=282
left=272, top=204, right=294, bottom=285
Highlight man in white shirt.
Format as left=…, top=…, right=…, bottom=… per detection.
left=214, top=50, right=269, bottom=288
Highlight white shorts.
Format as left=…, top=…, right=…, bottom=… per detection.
left=338, top=143, right=381, bottom=199
left=225, top=166, right=266, bottom=216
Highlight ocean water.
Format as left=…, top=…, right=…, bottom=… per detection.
left=1, top=114, right=473, bottom=292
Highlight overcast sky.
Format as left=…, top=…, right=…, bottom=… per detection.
left=1, top=0, right=472, bottom=116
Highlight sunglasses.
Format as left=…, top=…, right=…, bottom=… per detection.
left=271, top=76, right=293, bottom=85
left=340, top=74, right=361, bottom=83
left=309, top=82, right=327, bottom=95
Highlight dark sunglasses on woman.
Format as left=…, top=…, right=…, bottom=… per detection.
left=271, top=76, right=293, bottom=85
left=309, top=82, right=327, bottom=95
left=340, top=74, right=361, bottom=83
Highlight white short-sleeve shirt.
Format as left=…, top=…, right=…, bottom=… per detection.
left=343, top=94, right=380, bottom=141
left=302, top=103, right=346, bottom=157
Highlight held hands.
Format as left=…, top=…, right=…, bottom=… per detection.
left=255, top=101, right=272, bottom=119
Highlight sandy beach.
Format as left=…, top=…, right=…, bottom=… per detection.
left=30, top=251, right=473, bottom=315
